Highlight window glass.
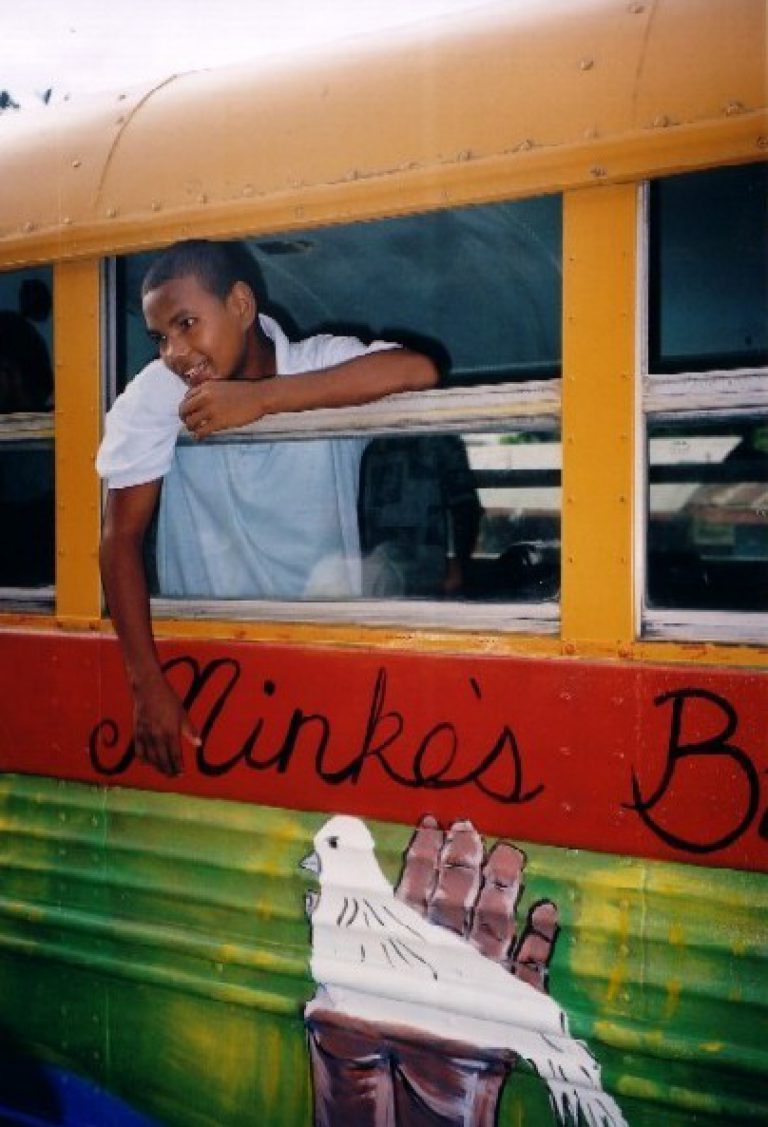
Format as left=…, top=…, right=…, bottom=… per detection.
left=142, top=428, right=560, bottom=605
left=113, top=197, right=562, bottom=612
left=647, top=418, right=767, bottom=612
left=118, top=196, right=562, bottom=391
left=649, top=162, right=768, bottom=372
left=0, top=267, right=55, bottom=595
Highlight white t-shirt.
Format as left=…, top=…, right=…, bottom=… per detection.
left=96, top=315, right=396, bottom=599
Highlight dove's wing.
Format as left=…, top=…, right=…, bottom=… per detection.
left=315, top=890, right=446, bottom=981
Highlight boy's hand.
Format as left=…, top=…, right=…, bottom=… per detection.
left=134, top=678, right=201, bottom=776
left=180, top=381, right=269, bottom=438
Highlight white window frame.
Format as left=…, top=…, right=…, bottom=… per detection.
left=638, top=181, right=768, bottom=645
left=147, top=381, right=563, bottom=633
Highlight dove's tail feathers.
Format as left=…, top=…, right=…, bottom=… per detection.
left=524, top=1037, right=629, bottom=1127
left=546, top=1081, right=629, bottom=1127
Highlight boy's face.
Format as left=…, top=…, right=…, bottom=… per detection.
left=143, top=274, right=254, bottom=386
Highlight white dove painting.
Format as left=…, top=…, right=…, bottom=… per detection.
left=301, top=814, right=628, bottom=1127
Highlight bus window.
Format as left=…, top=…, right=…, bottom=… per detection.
left=116, top=196, right=562, bottom=391
left=111, top=197, right=562, bottom=623
left=647, top=418, right=767, bottom=613
left=0, top=267, right=54, bottom=602
left=649, top=163, right=768, bottom=373
left=645, top=163, right=768, bottom=633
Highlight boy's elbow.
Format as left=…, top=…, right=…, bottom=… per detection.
left=403, top=350, right=440, bottom=391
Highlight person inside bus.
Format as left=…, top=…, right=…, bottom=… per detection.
left=96, top=238, right=438, bottom=777
left=359, top=434, right=482, bottom=598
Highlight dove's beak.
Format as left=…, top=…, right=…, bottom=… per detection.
left=300, top=850, right=320, bottom=875
left=300, top=850, right=320, bottom=919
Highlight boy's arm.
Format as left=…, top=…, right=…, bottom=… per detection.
left=100, top=481, right=199, bottom=776
left=180, top=347, right=439, bottom=437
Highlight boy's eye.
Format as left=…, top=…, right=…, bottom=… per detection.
left=180, top=317, right=197, bottom=331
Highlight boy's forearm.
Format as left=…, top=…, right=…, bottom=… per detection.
left=263, top=348, right=439, bottom=414
left=100, top=534, right=164, bottom=692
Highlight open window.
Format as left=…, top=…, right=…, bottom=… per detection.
left=0, top=266, right=55, bottom=609
left=110, top=195, right=562, bottom=630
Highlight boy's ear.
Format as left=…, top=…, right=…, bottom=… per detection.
left=227, top=281, right=257, bottom=328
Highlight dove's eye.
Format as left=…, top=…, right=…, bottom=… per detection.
left=327, top=836, right=339, bottom=849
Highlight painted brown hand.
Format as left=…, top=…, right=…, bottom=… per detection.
left=396, top=815, right=558, bottom=991
left=303, top=815, right=599, bottom=1127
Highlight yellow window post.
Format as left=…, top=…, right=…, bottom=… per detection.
left=54, top=258, right=102, bottom=623
left=561, top=184, right=640, bottom=649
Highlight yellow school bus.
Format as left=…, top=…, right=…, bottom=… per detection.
left=0, top=1, right=765, bottom=1124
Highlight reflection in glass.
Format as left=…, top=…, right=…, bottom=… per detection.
left=647, top=419, right=768, bottom=612
left=118, top=195, right=562, bottom=392
left=650, top=163, right=768, bottom=372
left=0, top=267, right=55, bottom=592
left=148, top=429, right=561, bottom=605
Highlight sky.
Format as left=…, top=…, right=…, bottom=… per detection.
left=2, top=0, right=497, bottom=108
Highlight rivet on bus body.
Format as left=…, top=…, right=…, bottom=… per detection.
left=579, top=58, right=594, bottom=71
left=757, top=136, right=768, bottom=150
left=725, top=101, right=745, bottom=116
left=561, top=802, right=573, bottom=815
left=457, top=149, right=473, bottom=162
left=23, top=221, right=34, bottom=233
left=563, top=642, right=576, bottom=655
left=106, top=207, right=117, bottom=218
left=618, top=646, right=631, bottom=659
left=63, top=216, right=72, bottom=225
left=515, top=138, right=534, bottom=152
left=653, top=115, right=671, bottom=128
left=197, top=193, right=208, bottom=204
left=151, top=201, right=162, bottom=211
left=590, top=165, right=607, bottom=178
left=584, top=127, right=599, bottom=140
left=628, top=2, right=645, bottom=13
left=71, top=158, right=82, bottom=168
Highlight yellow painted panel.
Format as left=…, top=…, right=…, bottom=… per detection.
left=54, top=259, right=102, bottom=621
left=561, top=184, right=638, bottom=646
left=0, top=0, right=765, bottom=266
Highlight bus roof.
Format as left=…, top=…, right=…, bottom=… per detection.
left=1, top=0, right=765, bottom=265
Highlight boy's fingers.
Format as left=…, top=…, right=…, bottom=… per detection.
left=182, top=717, right=202, bottom=748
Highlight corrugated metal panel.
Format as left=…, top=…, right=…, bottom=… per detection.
left=0, top=774, right=766, bottom=1125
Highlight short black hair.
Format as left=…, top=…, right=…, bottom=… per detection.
left=141, top=239, right=265, bottom=303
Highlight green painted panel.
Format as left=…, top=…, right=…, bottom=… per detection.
left=0, top=775, right=765, bottom=1126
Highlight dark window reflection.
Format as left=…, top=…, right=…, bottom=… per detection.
left=0, top=269, right=55, bottom=591
left=650, top=163, right=768, bottom=372
left=647, top=419, right=768, bottom=612
left=118, top=196, right=562, bottom=391
left=360, top=430, right=560, bottom=604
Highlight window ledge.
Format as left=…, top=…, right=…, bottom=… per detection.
left=190, top=381, right=562, bottom=442
left=150, top=597, right=560, bottom=634
left=643, top=607, right=768, bottom=645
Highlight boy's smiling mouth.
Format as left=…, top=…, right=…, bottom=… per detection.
left=182, top=360, right=214, bottom=385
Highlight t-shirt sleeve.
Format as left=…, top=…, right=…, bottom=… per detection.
left=96, top=361, right=185, bottom=489
left=293, top=333, right=401, bottom=373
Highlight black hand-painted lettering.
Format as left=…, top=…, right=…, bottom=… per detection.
left=626, top=687, right=760, bottom=853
